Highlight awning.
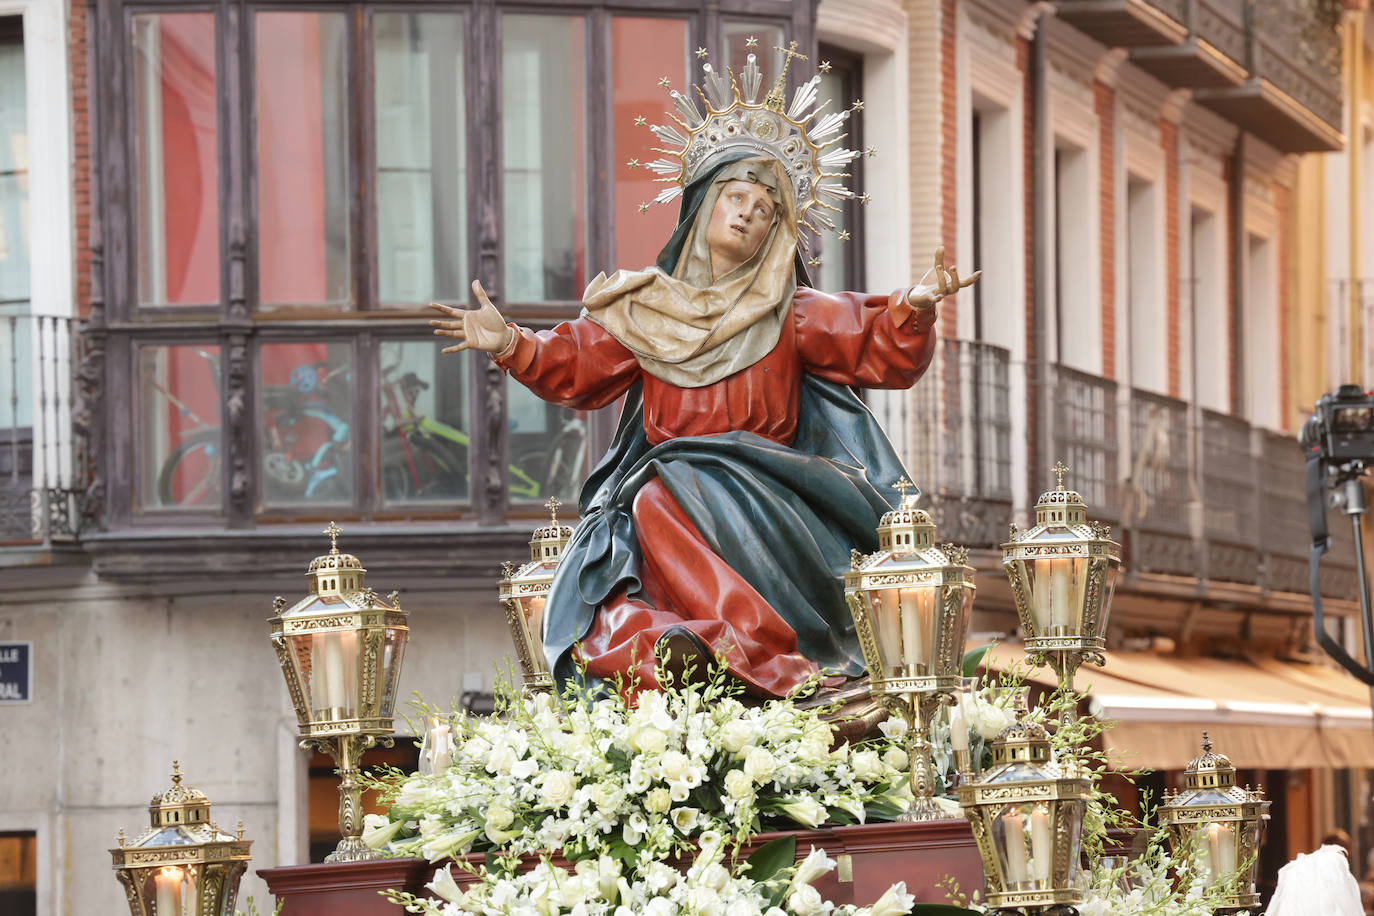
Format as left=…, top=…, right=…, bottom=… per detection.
left=990, top=649, right=1374, bottom=770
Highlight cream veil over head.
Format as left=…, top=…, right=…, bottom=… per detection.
left=580, top=157, right=799, bottom=388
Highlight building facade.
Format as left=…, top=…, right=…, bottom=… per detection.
left=0, top=0, right=1364, bottom=912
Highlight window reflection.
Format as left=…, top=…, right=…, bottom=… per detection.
left=507, top=378, right=590, bottom=504
left=259, top=342, right=353, bottom=506
left=138, top=345, right=222, bottom=510
left=133, top=13, right=219, bottom=306
left=256, top=12, right=350, bottom=306
left=502, top=15, right=587, bottom=302
left=612, top=17, right=688, bottom=270
left=379, top=340, right=469, bottom=503
left=374, top=14, right=467, bottom=305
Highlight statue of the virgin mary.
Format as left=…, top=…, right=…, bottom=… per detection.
left=431, top=51, right=976, bottom=700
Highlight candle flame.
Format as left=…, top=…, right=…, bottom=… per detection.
left=160, top=866, right=182, bottom=879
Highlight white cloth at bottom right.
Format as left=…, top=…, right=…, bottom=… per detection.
left=1267, top=844, right=1363, bottom=916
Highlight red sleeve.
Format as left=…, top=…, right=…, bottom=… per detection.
left=793, top=287, right=939, bottom=388
left=493, top=317, right=640, bottom=410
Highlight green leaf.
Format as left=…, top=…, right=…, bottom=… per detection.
left=744, top=835, right=797, bottom=884
left=962, top=643, right=997, bottom=678
left=910, top=906, right=984, bottom=916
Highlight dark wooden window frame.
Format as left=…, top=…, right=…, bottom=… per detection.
left=88, top=0, right=819, bottom=545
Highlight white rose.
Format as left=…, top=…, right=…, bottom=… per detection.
left=629, top=725, right=669, bottom=756
left=787, top=884, right=827, bottom=916
left=539, top=770, right=575, bottom=808
left=742, top=747, right=777, bottom=784
left=486, top=742, right=518, bottom=775
left=851, top=750, right=884, bottom=781
left=645, top=787, right=672, bottom=814
left=660, top=750, right=691, bottom=782
left=720, top=719, right=754, bottom=754
left=882, top=748, right=909, bottom=772
left=724, top=769, right=754, bottom=800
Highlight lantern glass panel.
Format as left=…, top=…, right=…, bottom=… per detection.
left=1196, top=821, right=1240, bottom=885
left=872, top=588, right=901, bottom=674
left=992, top=803, right=1055, bottom=889
left=1029, top=555, right=1087, bottom=635
left=380, top=625, right=407, bottom=716
left=309, top=630, right=360, bottom=720
left=869, top=582, right=941, bottom=677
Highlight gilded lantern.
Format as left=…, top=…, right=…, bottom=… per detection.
left=499, top=497, right=573, bottom=692
left=268, top=522, right=409, bottom=741
left=1002, top=463, right=1122, bottom=689
left=845, top=478, right=975, bottom=820
left=268, top=522, right=409, bottom=862
left=958, top=712, right=1093, bottom=914
left=1159, top=734, right=1269, bottom=914
left=111, top=762, right=252, bottom=916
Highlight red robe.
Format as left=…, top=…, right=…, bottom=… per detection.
left=497, top=287, right=938, bottom=696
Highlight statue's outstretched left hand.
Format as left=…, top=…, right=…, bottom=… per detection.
left=429, top=280, right=516, bottom=355
left=907, top=247, right=980, bottom=311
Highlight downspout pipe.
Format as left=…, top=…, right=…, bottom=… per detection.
left=1032, top=11, right=1053, bottom=498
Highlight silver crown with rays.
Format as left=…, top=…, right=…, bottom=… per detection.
left=630, top=41, right=870, bottom=248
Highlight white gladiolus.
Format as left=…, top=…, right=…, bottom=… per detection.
left=793, top=847, right=837, bottom=886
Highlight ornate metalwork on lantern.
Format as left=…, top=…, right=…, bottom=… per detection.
left=499, top=497, right=572, bottom=692
left=1159, top=733, right=1270, bottom=914
left=1002, top=462, right=1123, bottom=693
left=268, top=522, right=410, bottom=862
left=845, top=477, right=974, bottom=821
left=957, top=705, right=1093, bottom=915
left=110, top=761, right=252, bottom=916
left=633, top=41, right=863, bottom=242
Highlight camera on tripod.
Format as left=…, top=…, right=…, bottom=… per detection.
left=1301, top=383, right=1374, bottom=689
left=1300, top=383, right=1374, bottom=470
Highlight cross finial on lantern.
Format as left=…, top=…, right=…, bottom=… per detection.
left=1052, top=461, right=1069, bottom=490
left=1201, top=731, right=1212, bottom=754
left=545, top=496, right=562, bottom=526
left=891, top=476, right=915, bottom=506
left=171, top=760, right=182, bottom=785
left=324, top=520, right=341, bottom=553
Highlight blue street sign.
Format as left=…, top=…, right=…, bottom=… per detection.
left=0, top=642, right=31, bottom=703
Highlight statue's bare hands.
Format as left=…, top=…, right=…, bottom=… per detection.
left=907, top=247, right=980, bottom=311
left=429, top=280, right=515, bottom=355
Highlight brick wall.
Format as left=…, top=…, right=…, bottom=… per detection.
left=69, top=0, right=91, bottom=316
left=1162, top=118, right=1180, bottom=397
left=940, top=0, right=958, bottom=333
left=1095, top=81, right=1115, bottom=380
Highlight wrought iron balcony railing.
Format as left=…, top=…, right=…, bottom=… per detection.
left=1052, top=364, right=1119, bottom=518
left=0, top=312, right=83, bottom=546
left=909, top=338, right=1014, bottom=548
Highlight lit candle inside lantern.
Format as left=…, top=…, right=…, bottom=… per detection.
left=876, top=589, right=902, bottom=675
left=949, top=699, right=969, bottom=752
left=1207, top=822, right=1235, bottom=876
left=429, top=720, right=452, bottom=775
left=526, top=596, right=546, bottom=646
left=155, top=866, right=183, bottom=916
left=1001, top=811, right=1029, bottom=884
left=899, top=587, right=936, bottom=672
left=1049, top=558, right=1072, bottom=632
left=1030, top=805, right=1052, bottom=883
left=1032, top=559, right=1053, bottom=634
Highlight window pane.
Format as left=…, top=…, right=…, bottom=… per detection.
left=612, top=17, right=688, bottom=270
left=502, top=15, right=587, bottom=302
left=0, top=28, right=28, bottom=305
left=374, top=13, right=466, bottom=306
left=507, top=378, right=590, bottom=505
left=133, top=13, right=219, bottom=306
left=379, top=340, right=469, bottom=504
left=814, top=66, right=860, bottom=291
left=723, top=22, right=785, bottom=82
left=259, top=342, right=352, bottom=507
left=256, top=12, right=350, bottom=306
left=137, top=344, right=222, bottom=511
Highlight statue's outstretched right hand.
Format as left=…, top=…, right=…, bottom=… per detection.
left=429, top=280, right=515, bottom=355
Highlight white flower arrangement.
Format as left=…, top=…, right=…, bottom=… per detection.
left=362, top=659, right=932, bottom=915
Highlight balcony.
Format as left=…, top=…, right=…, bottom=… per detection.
left=1054, top=0, right=1190, bottom=48
left=908, top=339, right=1014, bottom=548
left=0, top=312, right=83, bottom=556
left=1131, top=0, right=1249, bottom=89
left=1052, top=364, right=1120, bottom=517
left=1193, top=0, right=1343, bottom=152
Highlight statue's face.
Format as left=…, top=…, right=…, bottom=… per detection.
left=705, top=179, right=775, bottom=274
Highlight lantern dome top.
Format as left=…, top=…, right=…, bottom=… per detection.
left=876, top=476, right=938, bottom=553
left=113, top=762, right=251, bottom=859
left=1033, top=461, right=1088, bottom=527
left=303, top=522, right=369, bottom=599
left=1183, top=732, right=1238, bottom=790
left=528, top=497, right=574, bottom=563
